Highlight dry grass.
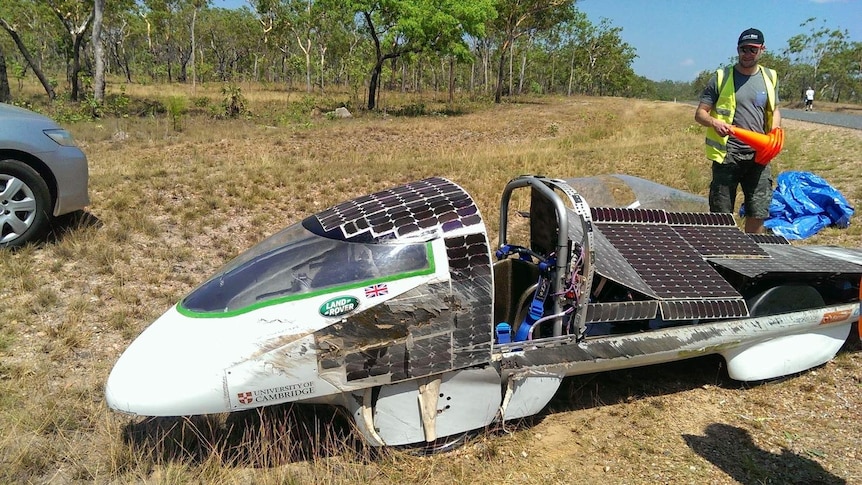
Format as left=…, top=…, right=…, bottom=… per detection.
left=1, top=85, right=861, bottom=484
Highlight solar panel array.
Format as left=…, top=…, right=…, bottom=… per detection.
left=586, top=207, right=750, bottom=321
left=709, top=244, right=862, bottom=278
left=597, top=223, right=741, bottom=300
left=313, top=178, right=495, bottom=383
left=314, top=177, right=483, bottom=243
left=747, top=233, right=791, bottom=245
left=672, top=226, right=768, bottom=258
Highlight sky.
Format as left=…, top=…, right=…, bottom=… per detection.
left=212, top=0, right=861, bottom=82
left=578, top=0, right=861, bottom=81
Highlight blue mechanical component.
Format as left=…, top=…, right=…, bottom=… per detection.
left=495, top=244, right=546, bottom=263
left=495, top=322, right=512, bottom=344
left=514, top=255, right=556, bottom=342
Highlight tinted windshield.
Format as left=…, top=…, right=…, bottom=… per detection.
left=181, top=223, right=431, bottom=315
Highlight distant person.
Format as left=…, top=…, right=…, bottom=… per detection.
left=694, top=28, right=781, bottom=234
left=805, top=86, right=815, bottom=111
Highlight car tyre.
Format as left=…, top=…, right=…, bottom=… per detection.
left=0, top=159, right=51, bottom=249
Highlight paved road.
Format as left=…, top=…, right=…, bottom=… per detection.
left=683, top=101, right=861, bottom=130
left=778, top=108, right=861, bottom=130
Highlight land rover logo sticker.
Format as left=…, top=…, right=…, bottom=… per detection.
left=320, top=296, right=359, bottom=317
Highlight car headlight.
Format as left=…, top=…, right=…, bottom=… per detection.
left=43, top=128, right=78, bottom=147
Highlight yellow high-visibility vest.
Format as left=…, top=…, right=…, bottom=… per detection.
left=705, top=65, right=777, bottom=163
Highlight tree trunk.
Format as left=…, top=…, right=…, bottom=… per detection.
left=482, top=40, right=491, bottom=94
left=448, top=57, right=455, bottom=104
left=368, top=59, right=382, bottom=110
left=494, top=39, right=509, bottom=103
left=93, top=0, right=106, bottom=104
left=0, top=45, right=10, bottom=102
left=297, top=37, right=311, bottom=92
left=363, top=10, right=387, bottom=110
left=190, top=7, right=197, bottom=92
left=69, top=33, right=86, bottom=100
left=122, top=51, right=132, bottom=83
left=318, top=45, right=326, bottom=91
left=0, top=18, right=56, bottom=100
left=50, top=4, right=93, bottom=102
left=508, top=41, right=513, bottom=97
left=518, top=46, right=527, bottom=94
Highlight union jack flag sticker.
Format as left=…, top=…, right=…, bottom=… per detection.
left=237, top=391, right=253, bottom=405
left=364, top=283, right=388, bottom=298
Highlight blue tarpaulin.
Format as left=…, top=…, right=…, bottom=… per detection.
left=764, top=171, right=854, bottom=239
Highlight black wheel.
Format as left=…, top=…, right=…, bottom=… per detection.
left=746, top=284, right=825, bottom=317
left=0, top=159, right=51, bottom=249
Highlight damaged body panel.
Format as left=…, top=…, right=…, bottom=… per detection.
left=106, top=175, right=862, bottom=451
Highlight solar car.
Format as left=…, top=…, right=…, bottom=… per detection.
left=106, top=175, right=862, bottom=451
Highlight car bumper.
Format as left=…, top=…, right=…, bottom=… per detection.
left=48, top=146, right=90, bottom=216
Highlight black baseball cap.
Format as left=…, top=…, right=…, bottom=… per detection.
left=738, top=28, right=764, bottom=47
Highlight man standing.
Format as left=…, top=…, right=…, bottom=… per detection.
left=805, top=86, right=815, bottom=111
left=695, top=28, right=781, bottom=234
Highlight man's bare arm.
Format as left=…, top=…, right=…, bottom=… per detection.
left=694, top=102, right=732, bottom=136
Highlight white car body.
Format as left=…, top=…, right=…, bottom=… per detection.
left=106, top=175, right=862, bottom=451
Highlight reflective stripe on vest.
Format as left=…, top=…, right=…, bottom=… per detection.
left=704, top=65, right=776, bottom=162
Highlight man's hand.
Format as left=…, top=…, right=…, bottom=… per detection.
left=711, top=119, right=733, bottom=136
left=694, top=102, right=732, bottom=136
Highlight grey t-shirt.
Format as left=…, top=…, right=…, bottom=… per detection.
left=700, top=67, right=779, bottom=154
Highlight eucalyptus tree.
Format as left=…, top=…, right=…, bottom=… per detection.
left=245, top=0, right=303, bottom=84
left=756, top=50, right=793, bottom=102
left=188, top=0, right=210, bottom=91
left=103, top=0, right=149, bottom=84
left=488, top=0, right=576, bottom=103
left=0, top=1, right=57, bottom=99
left=785, top=17, right=850, bottom=98
left=818, top=43, right=860, bottom=103
left=581, top=21, right=635, bottom=96
left=333, top=0, right=495, bottom=110
left=139, top=0, right=198, bottom=82
left=692, top=69, right=712, bottom=96
left=468, top=35, right=494, bottom=94
left=93, top=0, right=105, bottom=103
left=540, top=8, right=590, bottom=96
left=201, top=7, right=259, bottom=81
left=322, top=10, right=369, bottom=99
left=562, top=14, right=604, bottom=95
left=829, top=41, right=862, bottom=103
left=46, top=0, right=94, bottom=101
left=312, top=5, right=358, bottom=91
left=288, top=0, right=314, bottom=91
left=0, top=45, right=9, bottom=101
left=252, top=0, right=332, bottom=92
left=530, top=20, right=573, bottom=94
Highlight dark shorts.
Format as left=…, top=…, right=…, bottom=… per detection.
left=709, top=153, right=773, bottom=218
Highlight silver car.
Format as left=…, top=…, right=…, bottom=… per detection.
left=0, top=103, right=90, bottom=248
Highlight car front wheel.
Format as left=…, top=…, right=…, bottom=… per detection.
left=0, top=159, right=51, bottom=249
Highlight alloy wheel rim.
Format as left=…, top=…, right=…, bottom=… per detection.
left=0, top=174, right=38, bottom=242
